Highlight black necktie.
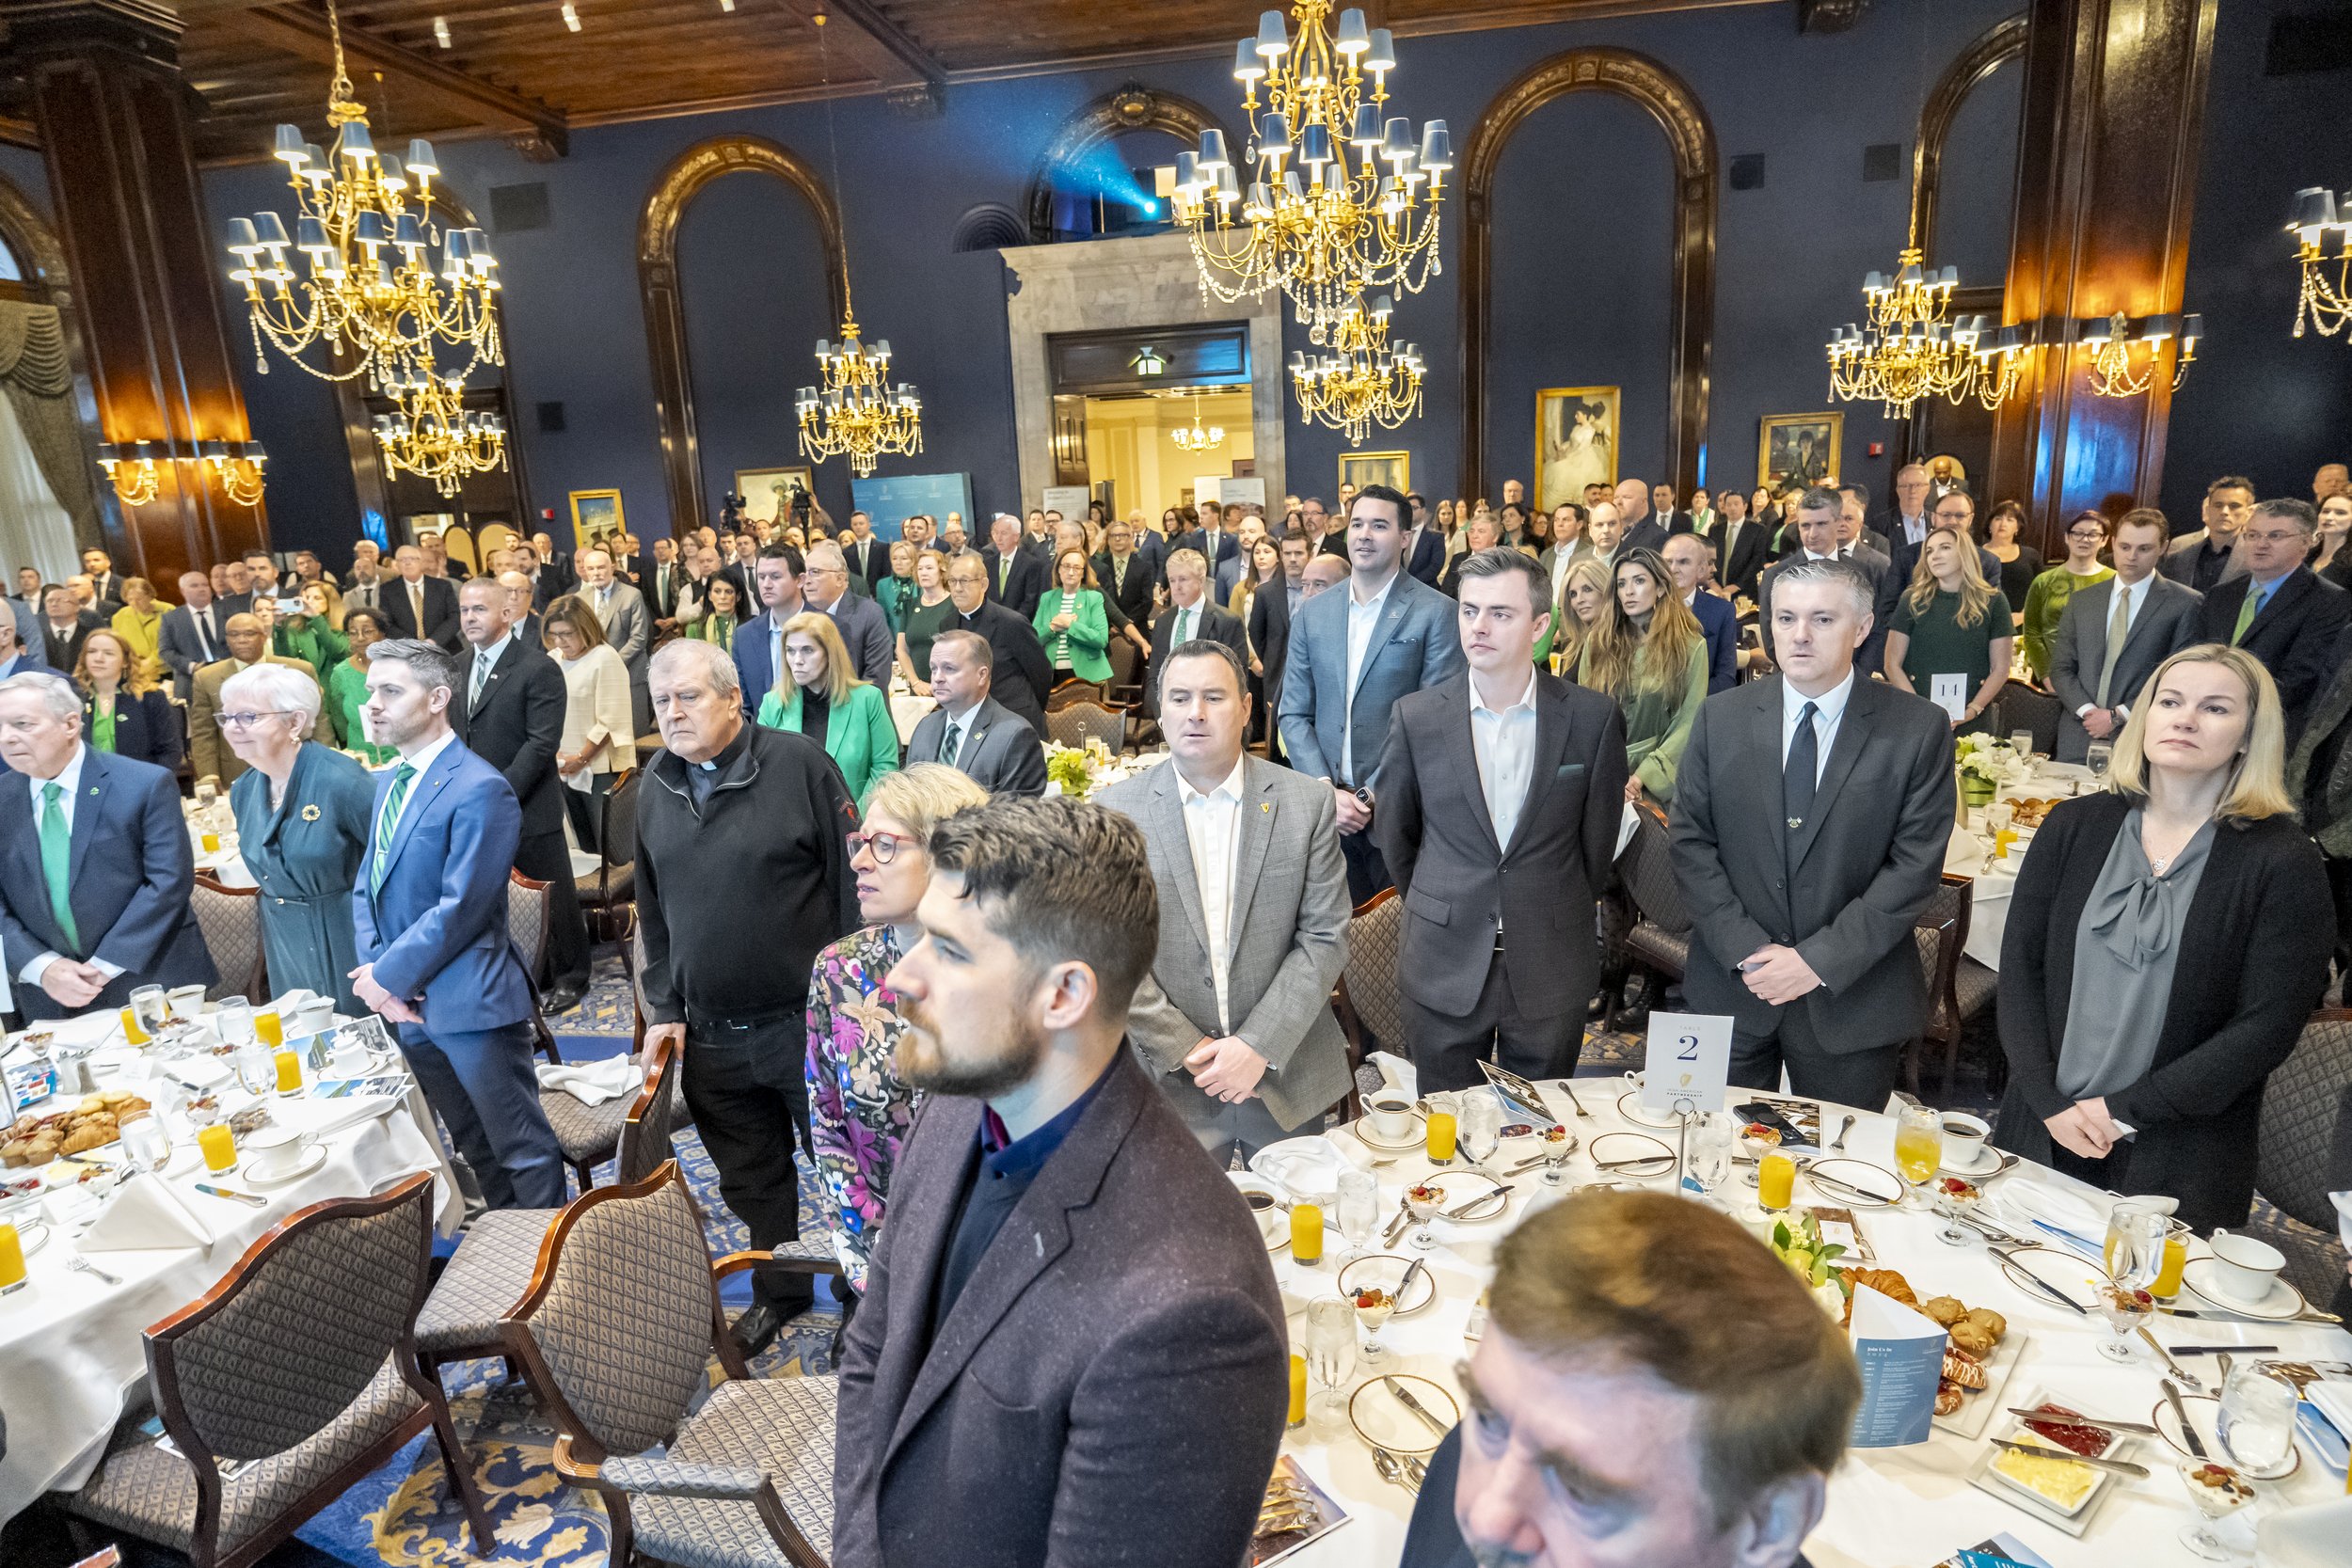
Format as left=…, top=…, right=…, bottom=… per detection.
left=196, top=610, right=215, bottom=660
left=1786, top=702, right=1820, bottom=838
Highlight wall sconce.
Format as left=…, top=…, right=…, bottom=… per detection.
left=199, top=440, right=269, bottom=506
left=2288, top=186, right=2349, bottom=341
left=2076, top=310, right=2201, bottom=399
left=96, top=442, right=162, bottom=506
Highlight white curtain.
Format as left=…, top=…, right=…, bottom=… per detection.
left=0, top=388, right=76, bottom=584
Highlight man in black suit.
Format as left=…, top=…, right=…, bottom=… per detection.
left=2195, top=498, right=2351, bottom=740
left=1175, top=504, right=1242, bottom=577
left=1402, top=493, right=1447, bottom=587
left=981, top=513, right=1049, bottom=621
left=1613, top=477, right=1668, bottom=557
left=1710, top=489, right=1771, bottom=602
left=642, top=536, right=686, bottom=628
left=38, top=584, right=98, bottom=673
left=1092, top=515, right=1159, bottom=634
left=381, top=545, right=463, bottom=652
left=1144, top=548, right=1245, bottom=721
left=1671, top=557, right=1956, bottom=1107
left=1649, top=482, right=1697, bottom=538
left=841, top=511, right=892, bottom=588
left=1878, top=463, right=1936, bottom=583
left=903, top=630, right=1049, bottom=796
left=834, top=796, right=1286, bottom=1568
left=943, top=553, right=1052, bottom=738
left=79, top=549, right=126, bottom=617
left=1249, top=533, right=1311, bottom=758
left=1375, top=548, right=1629, bottom=1088
left=213, top=558, right=257, bottom=620
left=532, top=529, right=577, bottom=599
left=451, top=578, right=591, bottom=1012
left=1758, top=489, right=1899, bottom=680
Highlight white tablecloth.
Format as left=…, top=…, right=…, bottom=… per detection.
left=1942, top=763, right=2098, bottom=971
left=0, top=1006, right=462, bottom=1523
left=1275, top=1087, right=2351, bottom=1568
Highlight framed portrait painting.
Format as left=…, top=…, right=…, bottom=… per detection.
left=1339, top=451, right=1410, bottom=499
left=1757, top=413, right=1843, bottom=491
left=736, top=467, right=818, bottom=525
left=567, top=489, right=626, bottom=552
left=1534, top=387, right=1620, bottom=512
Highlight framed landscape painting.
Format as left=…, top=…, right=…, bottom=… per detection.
left=1339, top=450, right=1409, bottom=499
left=1757, top=413, right=1842, bottom=490
left=1534, top=386, right=1619, bottom=512
left=737, top=466, right=818, bottom=524
left=567, top=489, right=625, bottom=552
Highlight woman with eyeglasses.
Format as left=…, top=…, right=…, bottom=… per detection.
left=75, top=627, right=179, bottom=770
left=220, top=659, right=378, bottom=1014
left=324, top=607, right=399, bottom=763
left=805, top=763, right=990, bottom=1296
left=2021, top=511, right=2114, bottom=684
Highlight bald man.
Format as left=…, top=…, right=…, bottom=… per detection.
left=1615, top=477, right=1668, bottom=558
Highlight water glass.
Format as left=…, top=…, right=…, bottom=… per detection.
left=1458, top=1091, right=1502, bottom=1170
left=2097, top=1205, right=2167, bottom=1364
left=215, top=996, right=255, bottom=1051
left=1335, top=1168, right=1379, bottom=1262
left=234, top=1041, right=278, bottom=1097
left=129, top=985, right=170, bottom=1043
left=1302, top=1297, right=1358, bottom=1441
left=2009, top=729, right=2036, bottom=762
left=2217, top=1362, right=2298, bottom=1474
left=1684, top=1110, right=1736, bottom=1202
left=119, top=1113, right=172, bottom=1176
left=2085, top=740, right=2114, bottom=781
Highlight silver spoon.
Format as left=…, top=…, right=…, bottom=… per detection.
left=1371, top=1448, right=1421, bottom=1495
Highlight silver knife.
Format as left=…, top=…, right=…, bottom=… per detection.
left=1440, top=1185, right=1512, bottom=1219
left=192, top=1182, right=267, bottom=1208
left=1988, top=1436, right=2150, bottom=1479
left=1987, top=1247, right=2088, bottom=1315
left=1383, top=1375, right=1451, bottom=1437
left=2004, top=1407, right=2162, bottom=1436
left=1396, top=1255, right=1428, bottom=1307
left=1802, top=1167, right=1897, bottom=1205
left=2162, top=1379, right=2207, bottom=1459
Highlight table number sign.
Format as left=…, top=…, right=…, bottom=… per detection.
left=1640, top=1012, right=1732, bottom=1114
left=1848, top=1284, right=1947, bottom=1447
left=1930, top=673, right=1968, bottom=721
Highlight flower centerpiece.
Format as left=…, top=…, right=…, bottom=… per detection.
left=1044, top=746, right=1094, bottom=800
left=1770, top=1212, right=1853, bottom=1319
left=1953, top=734, right=2026, bottom=808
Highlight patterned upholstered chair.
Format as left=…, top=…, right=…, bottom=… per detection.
left=417, top=1032, right=685, bottom=1379
left=1619, top=802, right=1692, bottom=1006
left=1993, top=686, right=2062, bottom=758
left=2257, top=1010, right=2352, bottom=1307
left=61, top=1173, right=490, bottom=1568
left=1908, top=874, right=1996, bottom=1099
left=1331, top=889, right=1405, bottom=1110
left=505, top=1162, right=837, bottom=1568
left=1044, top=699, right=1127, bottom=754
left=189, top=874, right=267, bottom=1002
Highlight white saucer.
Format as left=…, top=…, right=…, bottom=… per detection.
left=2179, top=1259, right=2309, bottom=1322
left=1939, top=1142, right=2002, bottom=1177
left=1349, top=1114, right=1428, bottom=1153
left=240, top=1143, right=326, bottom=1187
left=1613, top=1091, right=1686, bottom=1130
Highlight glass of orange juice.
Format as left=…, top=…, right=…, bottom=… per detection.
left=198, top=1122, right=237, bottom=1173
left=255, top=1010, right=284, bottom=1048
left=1290, top=1200, right=1325, bottom=1266
left=2153, top=1220, right=2191, bottom=1298
left=1287, top=1354, right=1307, bottom=1428
left=273, top=1050, right=303, bottom=1097
left=1757, top=1150, right=1797, bottom=1211
left=1425, top=1109, right=1458, bottom=1165
left=119, top=1005, right=148, bottom=1045
left=0, top=1221, right=26, bottom=1295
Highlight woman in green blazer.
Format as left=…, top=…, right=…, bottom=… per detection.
left=1033, top=547, right=1114, bottom=685
left=755, top=610, right=902, bottom=807
left=274, top=581, right=350, bottom=679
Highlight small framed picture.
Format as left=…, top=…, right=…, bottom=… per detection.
left=1757, top=413, right=1843, bottom=490
left=1339, top=450, right=1410, bottom=499
left=736, top=467, right=818, bottom=525
left=567, top=490, right=625, bottom=553
left=1534, top=386, right=1620, bottom=512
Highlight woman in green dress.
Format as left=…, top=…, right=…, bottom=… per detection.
left=220, top=661, right=379, bottom=1014
left=1883, top=527, right=2016, bottom=735
left=325, top=607, right=400, bottom=763
left=1032, top=547, right=1113, bottom=687
left=756, top=610, right=902, bottom=806
left=2021, top=511, right=2114, bottom=684
left=872, top=540, right=920, bottom=633
left=691, top=576, right=742, bottom=650
left=896, top=549, right=956, bottom=695
left=274, top=581, right=350, bottom=679
left=1578, top=546, right=1709, bottom=804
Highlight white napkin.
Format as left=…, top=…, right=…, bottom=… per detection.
left=534, top=1053, right=638, bottom=1106
left=1365, top=1050, right=1416, bottom=1101
left=1991, top=1177, right=2106, bottom=1251
left=163, top=1056, right=232, bottom=1092
left=266, top=988, right=319, bottom=1015
left=78, top=1172, right=217, bottom=1252
left=1250, top=1136, right=1345, bottom=1204
left=1614, top=800, right=1640, bottom=858
left=1944, top=829, right=1985, bottom=875
left=2304, top=1382, right=2352, bottom=1443
left=2257, top=1497, right=2352, bottom=1568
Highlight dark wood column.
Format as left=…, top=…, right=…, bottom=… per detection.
left=1990, top=0, right=2217, bottom=546
left=15, top=0, right=267, bottom=584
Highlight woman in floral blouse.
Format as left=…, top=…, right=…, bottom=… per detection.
left=804, top=763, right=991, bottom=1293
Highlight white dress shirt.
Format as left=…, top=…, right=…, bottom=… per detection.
left=1781, top=670, right=1856, bottom=785
left=1341, top=568, right=1399, bottom=783
left=1176, top=755, right=1247, bottom=1034
left=18, top=745, right=124, bottom=988
left=1469, top=664, right=1541, bottom=853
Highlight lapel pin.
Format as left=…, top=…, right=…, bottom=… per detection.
left=1261, top=801, right=1270, bottom=813
left=302, top=804, right=321, bottom=822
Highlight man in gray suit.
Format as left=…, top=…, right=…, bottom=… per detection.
left=1670, top=558, right=1956, bottom=1108
left=2050, top=508, right=2202, bottom=763
left=1280, top=484, right=1466, bottom=903
left=803, top=540, right=896, bottom=687
left=2160, top=474, right=2254, bottom=592
left=1102, top=641, right=1350, bottom=1160
left=574, top=546, right=650, bottom=736
left=1375, top=550, right=1629, bottom=1089
left=903, top=630, right=1047, bottom=796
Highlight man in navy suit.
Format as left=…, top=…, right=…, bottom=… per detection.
left=730, top=544, right=808, bottom=719
left=0, top=672, right=214, bottom=1019
left=1401, top=494, right=1447, bottom=588
left=981, top=514, right=1049, bottom=620
left=350, top=639, right=564, bottom=1211
left=1176, top=503, right=1243, bottom=578
left=803, top=541, right=897, bottom=686
left=1664, top=533, right=1740, bottom=692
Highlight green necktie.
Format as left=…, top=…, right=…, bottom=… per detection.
left=940, top=720, right=961, bottom=767
left=998, top=558, right=1010, bottom=594
left=40, top=782, right=77, bottom=952
left=2232, top=585, right=2262, bottom=645
left=370, top=762, right=417, bottom=894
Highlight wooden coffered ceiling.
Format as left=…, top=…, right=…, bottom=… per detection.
left=0, top=0, right=1778, bottom=162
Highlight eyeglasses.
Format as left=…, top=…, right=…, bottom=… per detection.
left=848, top=829, right=912, bottom=864
left=217, top=710, right=297, bottom=730
left=2241, top=528, right=2306, bottom=547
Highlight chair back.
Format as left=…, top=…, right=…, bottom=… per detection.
left=1618, top=802, right=1690, bottom=936
left=190, top=873, right=267, bottom=1002
left=613, top=1034, right=683, bottom=1188
left=2257, top=1010, right=2352, bottom=1232
left=1994, top=685, right=2062, bottom=756
left=1911, top=874, right=1972, bottom=1041
left=597, top=768, right=640, bottom=881
left=1333, top=889, right=1407, bottom=1052
left=507, top=868, right=550, bottom=982
left=1045, top=679, right=1108, bottom=711
left=1045, top=701, right=1125, bottom=753
left=147, top=1173, right=434, bottom=1462
left=503, top=1162, right=719, bottom=1458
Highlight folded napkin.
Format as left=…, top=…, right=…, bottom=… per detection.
left=1944, top=830, right=1985, bottom=875
left=1250, top=1136, right=1345, bottom=1204
left=1365, top=1050, right=1416, bottom=1101
left=2258, top=1497, right=2352, bottom=1568
left=1991, top=1178, right=2106, bottom=1252
left=78, top=1172, right=216, bottom=1252
left=163, top=1055, right=233, bottom=1092
left=534, top=1053, right=638, bottom=1106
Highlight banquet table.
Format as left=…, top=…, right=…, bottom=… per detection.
left=0, top=1004, right=462, bottom=1524
left=1943, top=761, right=2098, bottom=971
left=1265, top=1080, right=2352, bottom=1568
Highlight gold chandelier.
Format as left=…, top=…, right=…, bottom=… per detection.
left=1288, top=292, right=1422, bottom=441
left=1172, top=2, right=1450, bottom=341
left=2078, top=310, right=2202, bottom=400
left=225, top=0, right=501, bottom=401
left=1168, top=391, right=1226, bottom=453
left=1825, top=240, right=2026, bottom=414
left=373, top=372, right=508, bottom=497
left=2289, top=186, right=2351, bottom=340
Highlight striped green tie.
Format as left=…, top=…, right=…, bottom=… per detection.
left=370, top=762, right=417, bottom=894
left=40, top=782, right=77, bottom=951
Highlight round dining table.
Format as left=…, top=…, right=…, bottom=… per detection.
left=1264, top=1075, right=2351, bottom=1568
left=1944, top=760, right=2099, bottom=972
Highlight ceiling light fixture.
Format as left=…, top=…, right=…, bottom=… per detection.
left=1289, top=291, right=1423, bottom=440
left=2289, top=186, right=2352, bottom=341
left=2077, top=310, right=2202, bottom=399
left=1169, top=391, right=1226, bottom=453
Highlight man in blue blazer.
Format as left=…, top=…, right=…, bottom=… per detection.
left=730, top=545, right=808, bottom=719
left=1664, top=533, right=1740, bottom=692
left=0, top=672, right=214, bottom=1019
left=349, top=638, right=564, bottom=1212
left=1279, top=485, right=1467, bottom=902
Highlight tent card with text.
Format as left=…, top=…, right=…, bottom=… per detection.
left=1848, top=1285, right=1948, bottom=1448
left=1640, top=1012, right=1732, bottom=1114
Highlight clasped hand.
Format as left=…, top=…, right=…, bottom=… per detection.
left=1739, top=943, right=1823, bottom=1006
left=1185, top=1036, right=1266, bottom=1102
left=348, top=963, right=424, bottom=1024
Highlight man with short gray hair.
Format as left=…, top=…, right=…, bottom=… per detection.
left=2193, top=496, right=2350, bottom=737
left=576, top=546, right=651, bottom=734
left=803, top=540, right=897, bottom=686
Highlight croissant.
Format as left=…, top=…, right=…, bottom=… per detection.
left=1847, top=1267, right=1917, bottom=1307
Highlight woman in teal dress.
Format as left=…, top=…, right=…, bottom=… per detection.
left=755, top=610, right=901, bottom=806
left=219, top=661, right=379, bottom=1014
left=324, top=608, right=399, bottom=763
left=871, top=540, right=920, bottom=633
left=1032, top=547, right=1113, bottom=686
left=274, top=581, right=350, bottom=679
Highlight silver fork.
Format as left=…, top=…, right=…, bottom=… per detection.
left=68, top=1255, right=122, bottom=1288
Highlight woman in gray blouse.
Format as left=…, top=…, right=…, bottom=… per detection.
left=1996, top=643, right=2332, bottom=1233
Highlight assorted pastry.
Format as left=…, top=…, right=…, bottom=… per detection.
left=2, top=1091, right=151, bottom=1167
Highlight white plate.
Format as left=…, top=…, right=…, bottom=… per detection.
left=1975, top=1389, right=2130, bottom=1526
left=240, top=1143, right=327, bottom=1187
left=1418, top=1169, right=1509, bottom=1222
left=1337, top=1253, right=1438, bottom=1316
left=1804, top=1158, right=1905, bottom=1208
left=2151, top=1388, right=2300, bottom=1481
left=2180, top=1259, right=2310, bottom=1323
left=1348, top=1114, right=1428, bottom=1153
left=1588, top=1131, right=1675, bottom=1176
left=1994, top=1243, right=2106, bottom=1317
left=1347, top=1373, right=1458, bottom=1456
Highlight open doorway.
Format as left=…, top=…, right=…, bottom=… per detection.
left=1083, top=387, right=1254, bottom=522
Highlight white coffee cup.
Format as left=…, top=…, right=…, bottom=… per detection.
left=242, top=1123, right=317, bottom=1180
left=1939, top=1112, right=1991, bottom=1168
left=1366, top=1096, right=1414, bottom=1139
left=2207, top=1228, right=2285, bottom=1304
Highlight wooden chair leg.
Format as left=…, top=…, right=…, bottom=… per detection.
left=424, top=1389, right=498, bottom=1555
left=1939, top=1036, right=1963, bottom=1103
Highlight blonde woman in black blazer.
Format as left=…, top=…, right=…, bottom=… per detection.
left=1998, top=643, right=2331, bottom=1233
